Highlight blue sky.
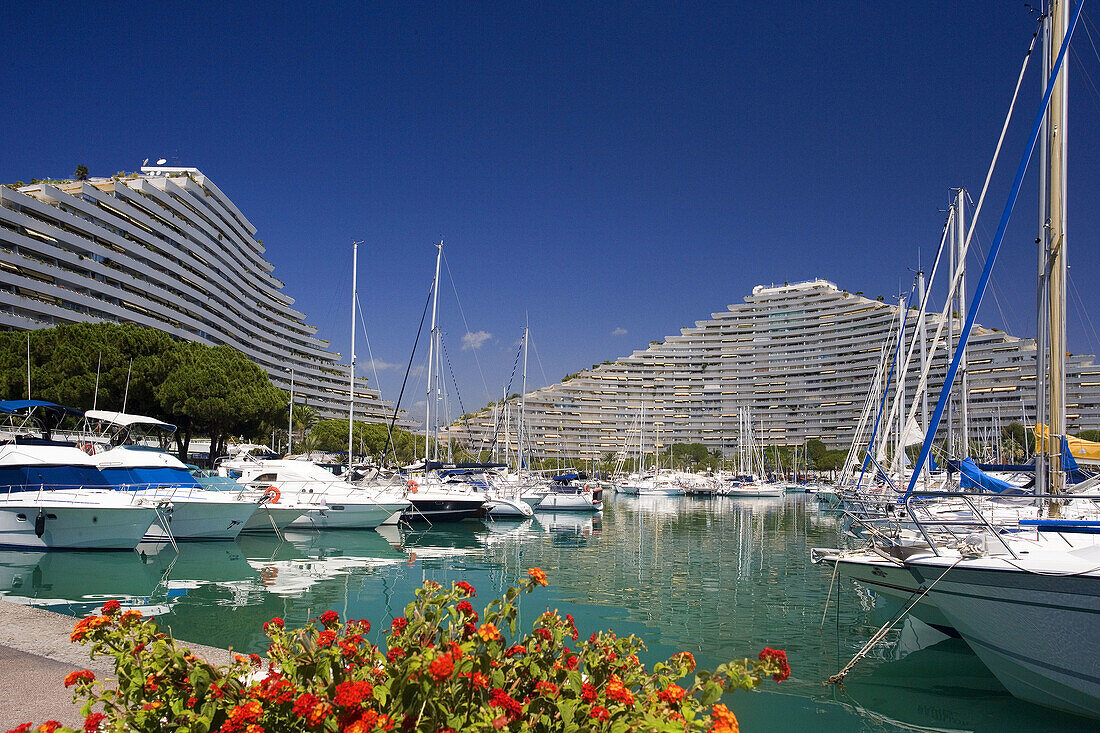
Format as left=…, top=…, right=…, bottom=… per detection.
left=5, top=2, right=1100, bottom=417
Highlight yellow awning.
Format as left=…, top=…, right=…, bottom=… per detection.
left=1035, top=424, right=1100, bottom=463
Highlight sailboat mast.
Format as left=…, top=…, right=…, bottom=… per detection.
left=1046, top=0, right=1069, bottom=494
left=425, top=241, right=443, bottom=463
left=955, top=189, right=970, bottom=454
left=348, top=241, right=359, bottom=462
left=519, top=322, right=529, bottom=470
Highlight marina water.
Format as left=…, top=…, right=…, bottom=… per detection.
left=0, top=494, right=1086, bottom=731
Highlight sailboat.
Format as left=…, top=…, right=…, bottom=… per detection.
left=817, top=2, right=1100, bottom=717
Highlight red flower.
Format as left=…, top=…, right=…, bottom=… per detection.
left=605, top=675, right=634, bottom=707
left=581, top=682, right=597, bottom=703
left=589, top=706, right=610, bottom=721
left=263, top=616, right=284, bottom=632
left=317, top=630, right=337, bottom=647
left=64, top=670, right=95, bottom=687
left=221, top=700, right=263, bottom=732
left=37, top=724, right=62, bottom=733
left=320, top=610, right=340, bottom=626
left=334, top=679, right=374, bottom=707
left=386, top=647, right=406, bottom=662
left=527, top=567, right=548, bottom=586
left=455, top=580, right=476, bottom=597
left=535, top=680, right=558, bottom=697
left=463, top=622, right=476, bottom=637
left=428, top=652, right=455, bottom=681
left=504, top=644, right=525, bottom=657
left=564, top=654, right=579, bottom=670
left=7, top=724, right=32, bottom=733
left=391, top=617, right=408, bottom=634
left=535, top=628, right=552, bottom=641
left=455, top=600, right=474, bottom=616
left=758, top=648, right=791, bottom=682
left=83, top=713, right=107, bottom=733
left=293, top=693, right=331, bottom=726
left=466, top=671, right=488, bottom=689
left=488, top=688, right=523, bottom=719
left=101, top=600, right=121, bottom=616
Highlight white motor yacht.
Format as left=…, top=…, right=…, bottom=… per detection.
left=0, top=438, right=157, bottom=550
left=219, top=457, right=408, bottom=530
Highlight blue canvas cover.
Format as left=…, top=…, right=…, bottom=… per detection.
left=98, top=466, right=201, bottom=489
left=958, top=457, right=1024, bottom=494
left=0, top=465, right=110, bottom=492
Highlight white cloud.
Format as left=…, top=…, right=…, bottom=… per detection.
left=462, top=330, right=492, bottom=350
left=359, top=358, right=401, bottom=373
left=612, top=327, right=628, bottom=336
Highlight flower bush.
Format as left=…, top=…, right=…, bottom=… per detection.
left=5, top=568, right=788, bottom=732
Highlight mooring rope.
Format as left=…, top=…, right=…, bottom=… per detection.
left=825, top=555, right=964, bottom=685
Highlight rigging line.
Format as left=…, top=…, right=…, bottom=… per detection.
left=529, top=337, right=551, bottom=388
left=488, top=337, right=524, bottom=458
left=356, top=292, right=404, bottom=462
left=440, top=247, right=493, bottom=404
left=966, top=229, right=1015, bottom=336
left=1070, top=48, right=1100, bottom=113
left=438, top=333, right=478, bottom=452
left=1080, top=9, right=1100, bottom=65
left=1068, top=271, right=1100, bottom=352
left=381, top=280, right=435, bottom=465
left=906, top=0, right=1084, bottom=498
left=355, top=294, right=388, bottom=409
left=896, top=16, right=1043, bottom=473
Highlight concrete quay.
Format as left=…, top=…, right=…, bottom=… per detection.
left=0, top=600, right=234, bottom=730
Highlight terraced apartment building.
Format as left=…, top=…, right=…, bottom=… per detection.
left=0, top=165, right=392, bottom=421
left=453, top=279, right=1100, bottom=460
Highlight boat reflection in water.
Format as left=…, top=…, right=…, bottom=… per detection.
left=0, top=495, right=1088, bottom=729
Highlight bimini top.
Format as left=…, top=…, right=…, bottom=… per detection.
left=83, top=410, right=176, bottom=432
left=0, top=400, right=82, bottom=417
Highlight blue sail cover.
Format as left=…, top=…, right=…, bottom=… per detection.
left=0, top=465, right=110, bottom=492
left=958, top=457, right=1025, bottom=494
left=98, top=466, right=201, bottom=489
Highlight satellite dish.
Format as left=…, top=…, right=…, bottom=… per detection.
left=156, top=158, right=167, bottom=165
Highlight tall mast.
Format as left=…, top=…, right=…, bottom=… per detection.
left=955, top=189, right=970, bottom=454
left=348, top=241, right=360, bottom=462
left=519, top=320, right=529, bottom=470
left=424, top=240, right=443, bottom=463
left=917, top=270, right=930, bottom=485
left=288, top=368, right=294, bottom=455
left=895, top=294, right=906, bottom=478
left=1045, top=0, right=1069, bottom=494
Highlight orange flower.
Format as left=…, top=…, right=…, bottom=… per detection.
left=477, top=623, right=501, bottom=642
left=708, top=703, right=739, bottom=733
left=64, top=670, right=95, bottom=687
left=658, top=683, right=685, bottom=704
left=527, top=567, right=548, bottom=586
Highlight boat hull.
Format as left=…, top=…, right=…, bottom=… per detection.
left=404, top=497, right=486, bottom=523
left=289, top=501, right=407, bottom=530
left=0, top=495, right=156, bottom=550
left=908, top=560, right=1100, bottom=718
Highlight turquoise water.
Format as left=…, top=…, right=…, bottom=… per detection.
left=0, top=494, right=1088, bottom=732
